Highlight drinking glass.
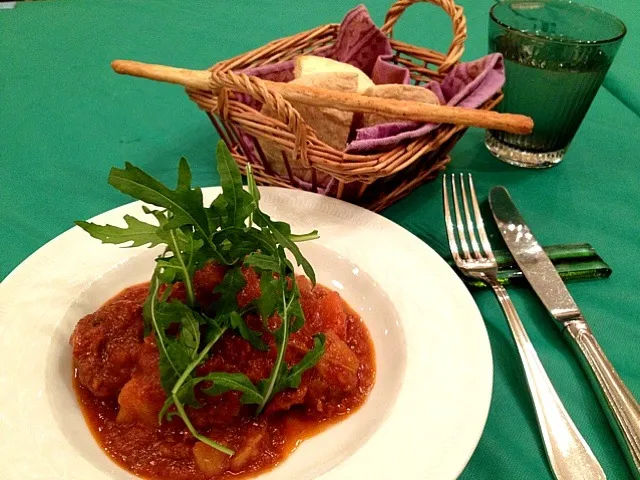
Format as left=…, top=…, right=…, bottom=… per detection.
left=486, top=0, right=626, bottom=168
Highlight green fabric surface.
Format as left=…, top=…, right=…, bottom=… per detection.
left=1, top=0, right=639, bottom=478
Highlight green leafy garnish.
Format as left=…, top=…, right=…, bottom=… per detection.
left=216, top=142, right=256, bottom=228
left=76, top=141, right=324, bottom=456
left=109, top=158, right=208, bottom=233
left=212, top=267, right=246, bottom=316
left=75, top=215, right=163, bottom=248
left=230, top=311, right=268, bottom=351
left=284, top=334, right=326, bottom=389
left=254, top=211, right=317, bottom=284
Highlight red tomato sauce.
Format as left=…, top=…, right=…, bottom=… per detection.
left=71, top=264, right=375, bottom=479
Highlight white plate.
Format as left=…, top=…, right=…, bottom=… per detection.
left=0, top=187, right=492, bottom=480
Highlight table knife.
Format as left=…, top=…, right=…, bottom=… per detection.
left=489, top=186, right=640, bottom=479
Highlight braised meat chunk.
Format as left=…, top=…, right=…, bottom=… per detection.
left=70, top=284, right=147, bottom=397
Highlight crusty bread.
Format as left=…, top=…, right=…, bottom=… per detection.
left=294, top=55, right=374, bottom=94
left=258, top=71, right=359, bottom=184
left=361, top=83, right=440, bottom=127
left=288, top=72, right=358, bottom=151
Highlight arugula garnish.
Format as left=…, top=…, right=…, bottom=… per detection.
left=216, top=142, right=256, bottom=228
left=76, top=141, right=324, bottom=456
left=75, top=215, right=163, bottom=247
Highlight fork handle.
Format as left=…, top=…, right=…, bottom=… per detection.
left=491, top=283, right=606, bottom=480
left=564, top=320, right=640, bottom=479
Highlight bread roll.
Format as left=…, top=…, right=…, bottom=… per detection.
left=294, top=55, right=374, bottom=93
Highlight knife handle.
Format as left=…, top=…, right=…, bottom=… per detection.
left=565, top=320, right=640, bottom=479
left=491, top=284, right=605, bottom=479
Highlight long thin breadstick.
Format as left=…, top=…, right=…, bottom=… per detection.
left=111, top=60, right=533, bottom=134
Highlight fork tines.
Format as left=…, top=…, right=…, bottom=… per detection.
left=442, top=173, right=495, bottom=266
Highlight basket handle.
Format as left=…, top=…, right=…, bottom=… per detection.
left=209, top=70, right=312, bottom=167
left=380, top=0, right=467, bottom=73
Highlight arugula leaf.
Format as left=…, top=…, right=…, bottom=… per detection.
left=283, top=258, right=306, bottom=333
left=160, top=371, right=264, bottom=427
left=158, top=313, right=230, bottom=435
left=160, top=337, right=193, bottom=393
left=289, top=288, right=305, bottom=333
left=171, top=313, right=229, bottom=402
left=152, top=228, right=204, bottom=297
left=142, top=275, right=159, bottom=337
left=216, top=142, right=243, bottom=223
left=159, top=230, right=192, bottom=305
left=281, top=334, right=325, bottom=389
left=211, top=267, right=245, bottom=316
left=256, top=213, right=319, bottom=244
left=246, top=164, right=259, bottom=226
left=239, top=249, right=283, bottom=324
left=153, top=300, right=202, bottom=392
left=202, top=312, right=229, bottom=345
left=168, top=228, right=203, bottom=306
left=201, top=372, right=264, bottom=404
left=244, top=252, right=280, bottom=272
left=257, top=362, right=287, bottom=404
left=109, top=158, right=207, bottom=232
left=158, top=376, right=201, bottom=422
left=246, top=164, right=260, bottom=200
left=229, top=311, right=268, bottom=351
left=175, top=303, right=201, bottom=359
left=256, top=254, right=291, bottom=414
left=216, top=141, right=256, bottom=227
left=255, top=211, right=317, bottom=284
left=108, top=158, right=225, bottom=263
left=75, top=215, right=163, bottom=247
left=212, top=227, right=276, bottom=264
left=256, top=271, right=280, bottom=321
left=141, top=205, right=167, bottom=219
left=173, top=396, right=235, bottom=456
left=253, top=334, right=324, bottom=406
left=154, top=259, right=178, bottom=284
left=256, top=332, right=324, bottom=403
left=207, top=195, right=227, bottom=231
left=146, top=276, right=183, bottom=391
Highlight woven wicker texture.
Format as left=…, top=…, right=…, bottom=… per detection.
left=186, top=0, right=501, bottom=211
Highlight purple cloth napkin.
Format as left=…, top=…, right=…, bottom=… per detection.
left=347, top=53, right=505, bottom=152
left=237, top=4, right=505, bottom=186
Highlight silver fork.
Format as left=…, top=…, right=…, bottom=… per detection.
left=443, top=173, right=606, bottom=480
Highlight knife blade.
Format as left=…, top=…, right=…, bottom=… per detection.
left=489, top=186, right=640, bottom=479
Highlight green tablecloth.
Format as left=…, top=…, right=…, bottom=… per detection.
left=2, top=1, right=639, bottom=478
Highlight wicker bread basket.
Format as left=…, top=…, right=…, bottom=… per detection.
left=182, top=0, right=504, bottom=211
left=117, top=0, right=508, bottom=211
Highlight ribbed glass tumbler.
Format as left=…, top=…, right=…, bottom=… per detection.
left=486, top=0, right=626, bottom=168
